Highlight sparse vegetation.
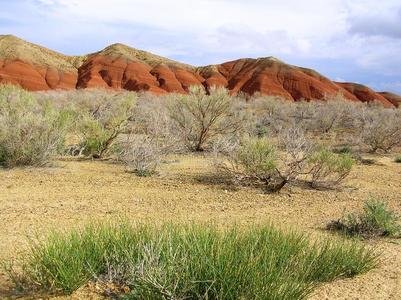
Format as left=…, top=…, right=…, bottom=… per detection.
left=328, top=199, right=401, bottom=238
left=394, top=155, right=401, bottom=163
left=0, top=87, right=399, bottom=299
left=6, top=222, right=378, bottom=299
left=0, top=84, right=71, bottom=167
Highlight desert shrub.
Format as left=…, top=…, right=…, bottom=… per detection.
left=394, top=155, right=401, bottom=163
left=6, top=222, right=378, bottom=299
left=306, top=94, right=361, bottom=134
left=331, top=145, right=353, bottom=154
left=73, top=92, right=137, bottom=158
left=251, top=96, right=297, bottom=136
left=215, top=127, right=312, bottom=192
left=358, top=108, right=401, bottom=153
left=328, top=199, right=401, bottom=238
left=168, top=86, right=242, bottom=151
left=307, top=149, right=355, bottom=188
left=131, top=95, right=184, bottom=153
left=118, top=135, right=162, bottom=176
left=0, top=85, right=71, bottom=167
left=215, top=126, right=355, bottom=192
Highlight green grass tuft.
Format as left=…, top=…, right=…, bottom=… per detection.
left=328, top=199, right=401, bottom=238
left=395, top=156, right=401, bottom=163
left=6, top=222, right=379, bottom=299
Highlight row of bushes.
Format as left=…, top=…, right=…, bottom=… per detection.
left=1, top=85, right=400, bottom=176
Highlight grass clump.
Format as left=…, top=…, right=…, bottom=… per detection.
left=395, top=155, right=401, bottom=163
left=328, top=199, right=401, bottom=238
left=6, top=222, right=378, bottom=299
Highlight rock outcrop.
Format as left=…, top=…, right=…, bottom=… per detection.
left=0, top=35, right=399, bottom=107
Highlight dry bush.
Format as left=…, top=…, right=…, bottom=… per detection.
left=0, top=84, right=71, bottom=167
left=131, top=94, right=184, bottom=154
left=118, top=134, right=162, bottom=176
left=357, top=108, right=401, bottom=153
left=250, top=96, right=295, bottom=136
left=36, top=88, right=128, bottom=109
left=168, top=86, right=242, bottom=151
left=214, top=137, right=284, bottom=192
left=308, top=95, right=361, bottom=134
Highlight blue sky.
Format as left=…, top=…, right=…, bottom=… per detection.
left=1, top=0, right=401, bottom=93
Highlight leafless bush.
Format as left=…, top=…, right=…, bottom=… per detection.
left=168, top=86, right=242, bottom=151
left=308, top=95, right=360, bottom=133
left=118, top=135, right=163, bottom=176
left=131, top=95, right=184, bottom=154
left=358, top=108, right=401, bottom=153
left=250, top=96, right=295, bottom=136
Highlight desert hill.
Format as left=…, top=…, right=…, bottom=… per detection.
left=379, top=92, right=401, bottom=107
left=0, top=35, right=397, bottom=107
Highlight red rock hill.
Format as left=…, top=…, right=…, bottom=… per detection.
left=0, top=35, right=397, bottom=107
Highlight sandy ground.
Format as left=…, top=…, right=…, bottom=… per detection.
left=0, top=154, right=400, bottom=299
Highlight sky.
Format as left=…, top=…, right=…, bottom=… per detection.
left=0, top=0, right=401, bottom=93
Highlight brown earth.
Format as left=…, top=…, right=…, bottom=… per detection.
left=0, top=35, right=399, bottom=106
left=0, top=154, right=400, bottom=299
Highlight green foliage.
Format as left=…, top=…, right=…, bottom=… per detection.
left=308, top=149, right=355, bottom=188
left=75, top=93, right=136, bottom=158
left=6, top=222, right=378, bottom=299
left=215, top=137, right=287, bottom=192
left=237, top=138, right=277, bottom=177
left=328, top=199, right=401, bottom=238
left=395, top=156, right=401, bottom=163
left=0, top=84, right=71, bottom=167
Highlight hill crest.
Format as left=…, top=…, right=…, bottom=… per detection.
left=0, top=35, right=397, bottom=107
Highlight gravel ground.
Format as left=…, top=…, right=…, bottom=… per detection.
left=0, top=154, right=400, bottom=299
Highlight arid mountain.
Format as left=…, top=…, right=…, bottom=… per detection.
left=0, top=35, right=84, bottom=90
left=0, top=35, right=398, bottom=107
left=378, top=92, right=401, bottom=108
left=335, top=82, right=395, bottom=108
